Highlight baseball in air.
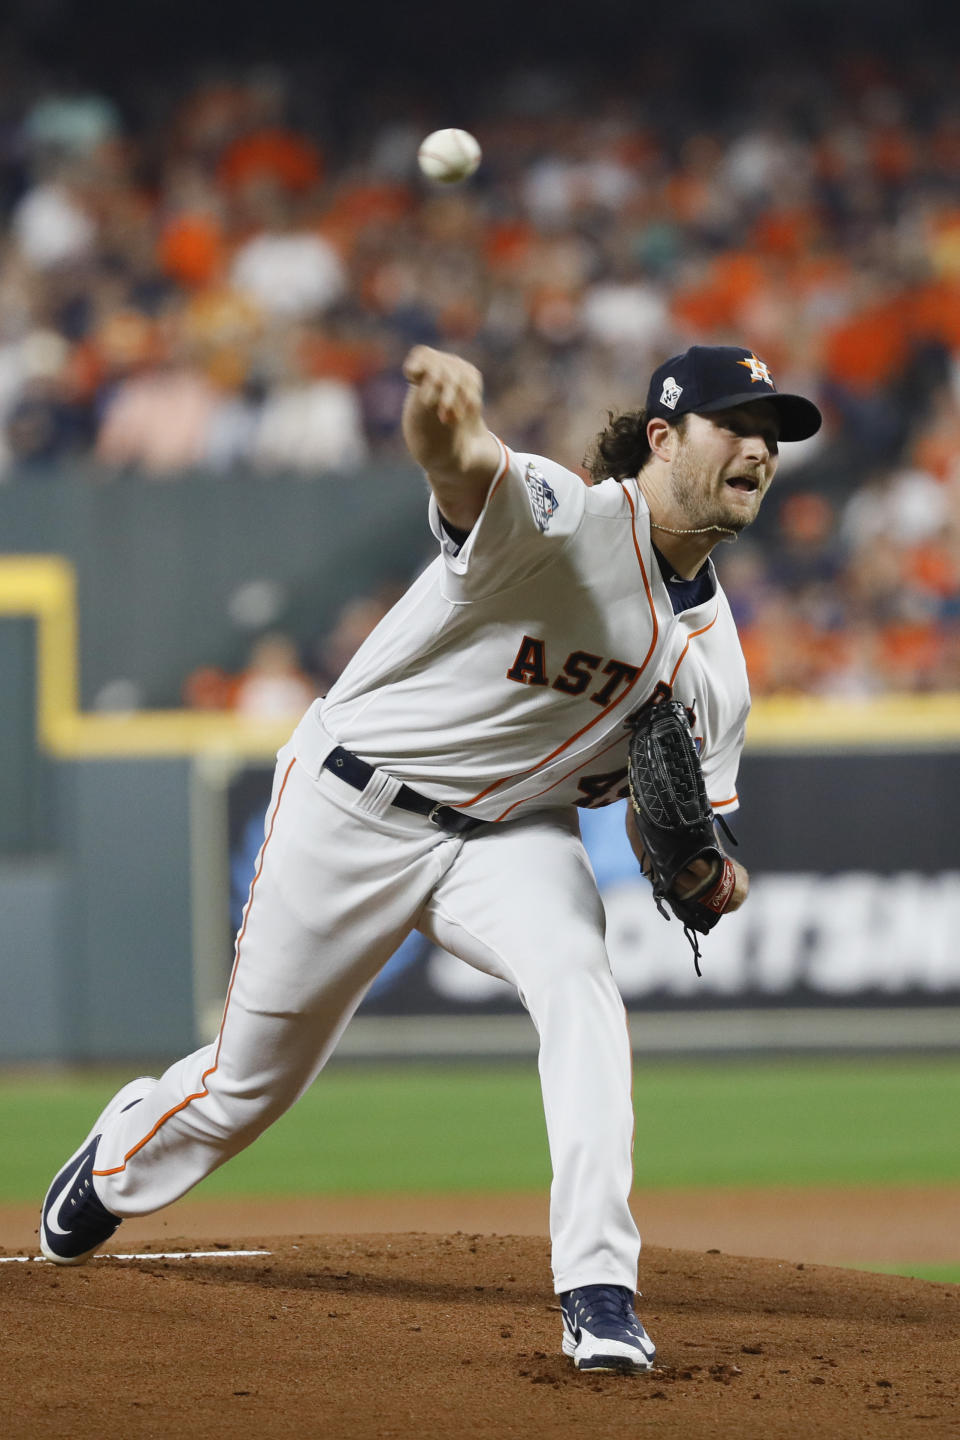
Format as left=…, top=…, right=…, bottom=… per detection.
left=417, top=128, right=482, bottom=184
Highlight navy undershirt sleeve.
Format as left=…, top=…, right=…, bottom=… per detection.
left=438, top=511, right=472, bottom=553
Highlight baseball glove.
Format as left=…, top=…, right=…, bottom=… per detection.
left=626, top=699, right=737, bottom=975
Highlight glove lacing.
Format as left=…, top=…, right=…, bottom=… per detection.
left=653, top=888, right=704, bottom=977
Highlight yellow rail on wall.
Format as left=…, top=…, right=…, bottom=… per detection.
left=746, top=692, right=960, bottom=749
left=1, top=554, right=959, bottom=758
left=0, top=556, right=289, bottom=759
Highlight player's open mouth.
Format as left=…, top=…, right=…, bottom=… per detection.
left=725, top=477, right=759, bottom=493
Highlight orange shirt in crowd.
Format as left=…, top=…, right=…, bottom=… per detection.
left=218, top=128, right=323, bottom=192
left=158, top=213, right=226, bottom=288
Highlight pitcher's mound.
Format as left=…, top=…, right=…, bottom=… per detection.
left=3, top=1232, right=956, bottom=1438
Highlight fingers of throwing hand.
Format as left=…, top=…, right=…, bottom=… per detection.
left=418, top=373, right=443, bottom=412
left=401, top=345, right=432, bottom=383
left=404, top=348, right=482, bottom=424
left=436, top=377, right=472, bottom=424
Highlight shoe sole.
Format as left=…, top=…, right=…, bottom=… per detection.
left=562, top=1326, right=656, bottom=1374
left=572, top=1354, right=655, bottom=1373
left=39, top=1076, right=156, bottom=1265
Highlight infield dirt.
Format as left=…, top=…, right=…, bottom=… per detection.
left=4, top=1230, right=957, bottom=1440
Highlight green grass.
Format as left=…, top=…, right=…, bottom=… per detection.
left=3, top=1057, right=960, bottom=1204
left=858, top=1263, right=960, bottom=1284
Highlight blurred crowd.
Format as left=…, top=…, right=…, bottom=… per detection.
left=1, top=41, right=959, bottom=696
left=182, top=584, right=405, bottom=718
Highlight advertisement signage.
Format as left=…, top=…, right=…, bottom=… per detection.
left=225, top=752, right=960, bottom=1014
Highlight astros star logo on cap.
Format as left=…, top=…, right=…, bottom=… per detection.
left=645, top=344, right=821, bottom=440
left=737, top=353, right=774, bottom=385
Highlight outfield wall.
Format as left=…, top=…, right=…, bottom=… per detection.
left=1, top=518, right=959, bottom=1061
left=220, top=753, right=960, bottom=1021
left=0, top=466, right=432, bottom=714
left=2, top=741, right=958, bottom=1063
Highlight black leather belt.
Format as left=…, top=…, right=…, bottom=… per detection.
left=323, top=746, right=486, bottom=836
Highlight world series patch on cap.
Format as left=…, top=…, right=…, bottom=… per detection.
left=646, top=345, right=822, bottom=442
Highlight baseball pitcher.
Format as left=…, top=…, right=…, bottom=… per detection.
left=40, top=342, right=821, bottom=1374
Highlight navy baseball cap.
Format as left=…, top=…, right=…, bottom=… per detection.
left=646, top=345, right=822, bottom=442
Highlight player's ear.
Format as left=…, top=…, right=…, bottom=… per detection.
left=646, top=416, right=677, bottom=463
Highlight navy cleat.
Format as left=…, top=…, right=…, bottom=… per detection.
left=39, top=1077, right=155, bottom=1265
left=560, top=1284, right=657, bottom=1373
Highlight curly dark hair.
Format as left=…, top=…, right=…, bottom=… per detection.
left=583, top=410, right=686, bottom=485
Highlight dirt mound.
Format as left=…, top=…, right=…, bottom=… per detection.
left=4, top=1233, right=957, bottom=1439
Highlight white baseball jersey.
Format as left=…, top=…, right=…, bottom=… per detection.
left=65, top=436, right=756, bottom=1309
left=310, top=438, right=750, bottom=823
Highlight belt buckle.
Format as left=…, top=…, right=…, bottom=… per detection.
left=427, top=803, right=445, bottom=827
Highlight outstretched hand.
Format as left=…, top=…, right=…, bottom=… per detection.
left=403, top=345, right=484, bottom=427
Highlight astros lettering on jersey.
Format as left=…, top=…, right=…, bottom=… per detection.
left=306, top=439, right=748, bottom=822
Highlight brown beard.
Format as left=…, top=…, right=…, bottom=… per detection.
left=668, top=438, right=756, bottom=535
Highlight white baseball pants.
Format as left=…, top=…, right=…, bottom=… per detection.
left=91, top=734, right=640, bottom=1293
